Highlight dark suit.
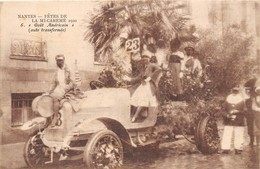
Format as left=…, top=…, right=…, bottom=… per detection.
left=244, top=78, right=257, bottom=137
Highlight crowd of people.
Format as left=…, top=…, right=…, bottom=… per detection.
left=111, top=34, right=204, bottom=96
left=110, top=33, right=204, bottom=122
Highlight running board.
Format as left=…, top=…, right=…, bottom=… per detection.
left=69, top=146, right=85, bottom=151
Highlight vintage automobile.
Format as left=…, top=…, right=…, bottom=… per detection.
left=20, top=87, right=219, bottom=169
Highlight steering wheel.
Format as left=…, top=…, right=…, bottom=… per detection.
left=90, top=80, right=105, bottom=90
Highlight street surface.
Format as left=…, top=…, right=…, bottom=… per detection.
left=1, top=134, right=259, bottom=169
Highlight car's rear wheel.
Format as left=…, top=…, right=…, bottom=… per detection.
left=84, top=130, right=123, bottom=169
left=195, top=115, right=220, bottom=154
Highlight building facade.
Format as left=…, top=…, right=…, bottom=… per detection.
left=0, top=2, right=103, bottom=144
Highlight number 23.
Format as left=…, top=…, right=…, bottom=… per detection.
left=126, top=39, right=140, bottom=52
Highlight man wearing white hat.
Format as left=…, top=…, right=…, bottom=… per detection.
left=47, top=54, right=75, bottom=126
left=48, top=54, right=75, bottom=98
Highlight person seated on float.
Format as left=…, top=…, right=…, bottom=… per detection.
left=124, top=50, right=161, bottom=122
left=156, top=38, right=168, bottom=68
left=182, top=46, right=195, bottom=78
left=182, top=47, right=204, bottom=89
left=191, top=51, right=203, bottom=83
left=46, top=55, right=75, bottom=126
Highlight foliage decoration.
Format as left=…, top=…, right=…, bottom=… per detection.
left=84, top=0, right=195, bottom=63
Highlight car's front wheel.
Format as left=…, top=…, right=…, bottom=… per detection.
left=24, top=134, right=55, bottom=167
left=84, top=130, right=123, bottom=169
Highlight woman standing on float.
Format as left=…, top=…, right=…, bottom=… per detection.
left=125, top=50, right=161, bottom=122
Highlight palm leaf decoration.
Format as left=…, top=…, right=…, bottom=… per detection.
left=84, top=0, right=196, bottom=63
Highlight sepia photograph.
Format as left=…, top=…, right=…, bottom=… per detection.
left=0, top=0, right=259, bottom=169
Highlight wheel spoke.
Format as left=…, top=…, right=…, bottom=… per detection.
left=91, top=134, right=122, bottom=168
left=25, top=135, right=53, bottom=167
left=195, top=116, right=220, bottom=154
left=204, top=119, right=219, bottom=150
left=31, top=151, right=44, bottom=165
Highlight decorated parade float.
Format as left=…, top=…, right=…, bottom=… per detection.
left=20, top=1, right=258, bottom=168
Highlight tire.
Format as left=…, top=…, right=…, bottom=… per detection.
left=194, top=116, right=204, bottom=150
left=84, top=130, right=123, bottom=169
left=195, top=116, right=220, bottom=154
left=24, top=134, right=54, bottom=167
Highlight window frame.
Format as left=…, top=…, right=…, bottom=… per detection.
left=11, top=93, right=42, bottom=127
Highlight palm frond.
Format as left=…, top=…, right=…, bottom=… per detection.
left=84, top=0, right=193, bottom=60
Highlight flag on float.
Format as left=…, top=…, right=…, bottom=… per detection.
left=74, top=59, right=82, bottom=88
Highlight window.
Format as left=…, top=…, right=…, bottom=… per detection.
left=11, top=93, right=42, bottom=127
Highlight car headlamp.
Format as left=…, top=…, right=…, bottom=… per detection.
left=32, top=95, right=55, bottom=117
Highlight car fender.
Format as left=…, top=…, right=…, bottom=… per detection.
left=20, top=117, right=47, bottom=131
left=72, top=118, right=108, bottom=134
left=69, top=117, right=131, bottom=145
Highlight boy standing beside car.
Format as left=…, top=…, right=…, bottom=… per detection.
left=221, top=86, right=247, bottom=154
